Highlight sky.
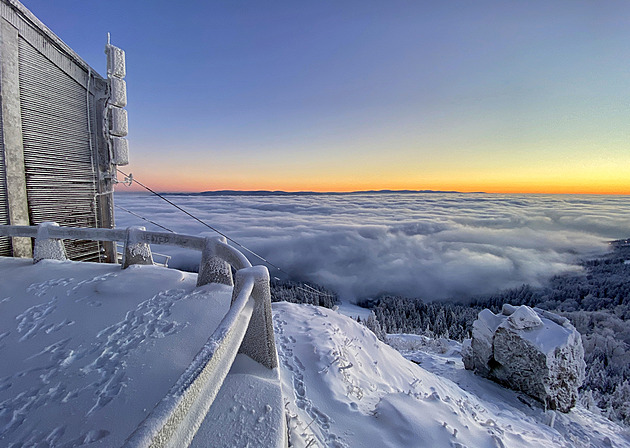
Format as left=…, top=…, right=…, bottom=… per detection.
left=21, top=0, right=630, bottom=194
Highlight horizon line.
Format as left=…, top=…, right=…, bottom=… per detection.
left=114, top=188, right=630, bottom=197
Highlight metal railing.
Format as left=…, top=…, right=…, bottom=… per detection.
left=115, top=242, right=171, bottom=267
left=0, top=222, right=280, bottom=447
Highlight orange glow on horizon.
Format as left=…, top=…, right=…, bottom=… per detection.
left=117, top=169, right=630, bottom=196
left=124, top=133, right=630, bottom=197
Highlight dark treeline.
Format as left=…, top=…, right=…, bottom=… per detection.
left=357, top=295, right=478, bottom=341
left=270, top=279, right=338, bottom=309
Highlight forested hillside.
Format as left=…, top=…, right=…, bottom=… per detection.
left=360, top=240, right=630, bottom=426
left=271, top=240, right=630, bottom=426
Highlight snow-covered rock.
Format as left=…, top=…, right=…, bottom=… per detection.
left=462, top=305, right=585, bottom=412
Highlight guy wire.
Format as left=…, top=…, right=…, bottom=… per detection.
left=115, top=204, right=174, bottom=233
left=116, top=169, right=288, bottom=277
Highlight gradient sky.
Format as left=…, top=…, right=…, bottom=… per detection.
left=21, top=0, right=630, bottom=194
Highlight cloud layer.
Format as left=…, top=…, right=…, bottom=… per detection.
left=115, top=192, right=630, bottom=301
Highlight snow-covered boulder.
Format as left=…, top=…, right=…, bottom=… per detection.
left=462, top=304, right=585, bottom=412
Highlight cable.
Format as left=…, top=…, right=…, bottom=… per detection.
left=116, top=169, right=288, bottom=277
left=115, top=204, right=174, bottom=233
left=298, top=283, right=335, bottom=298
left=115, top=170, right=336, bottom=299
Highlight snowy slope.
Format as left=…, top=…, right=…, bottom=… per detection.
left=1, top=256, right=628, bottom=447
left=274, top=302, right=630, bottom=448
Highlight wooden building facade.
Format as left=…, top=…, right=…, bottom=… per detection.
left=0, top=0, right=128, bottom=262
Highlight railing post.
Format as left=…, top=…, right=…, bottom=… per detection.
left=231, top=266, right=278, bottom=369
left=197, top=236, right=233, bottom=287
left=33, top=222, right=67, bottom=263
left=122, top=226, right=153, bottom=268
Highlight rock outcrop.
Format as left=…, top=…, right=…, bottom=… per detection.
left=462, top=304, right=585, bottom=412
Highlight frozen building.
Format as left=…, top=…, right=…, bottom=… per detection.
left=0, top=0, right=128, bottom=262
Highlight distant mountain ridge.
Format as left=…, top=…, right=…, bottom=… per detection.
left=167, top=189, right=470, bottom=196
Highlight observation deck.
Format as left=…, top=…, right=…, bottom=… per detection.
left=0, top=224, right=286, bottom=447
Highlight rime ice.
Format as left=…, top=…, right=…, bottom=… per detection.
left=462, top=305, right=586, bottom=412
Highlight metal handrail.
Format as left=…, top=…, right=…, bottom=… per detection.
left=0, top=223, right=252, bottom=283
left=116, top=242, right=171, bottom=267
left=124, top=272, right=258, bottom=447
left=0, top=222, right=280, bottom=448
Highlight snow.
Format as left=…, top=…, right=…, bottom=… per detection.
left=507, top=305, right=543, bottom=330
left=33, top=222, right=66, bottom=263
left=191, top=354, right=285, bottom=448
left=122, top=226, right=153, bottom=267
left=0, top=257, right=232, bottom=446
left=466, top=309, right=503, bottom=376
left=334, top=299, right=374, bottom=321
left=275, top=302, right=630, bottom=448
left=1, top=256, right=629, bottom=447
left=515, top=315, right=576, bottom=357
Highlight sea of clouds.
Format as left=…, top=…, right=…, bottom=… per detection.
left=115, top=192, right=630, bottom=301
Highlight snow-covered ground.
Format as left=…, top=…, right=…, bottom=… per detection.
left=334, top=300, right=374, bottom=321
left=275, top=302, right=630, bottom=448
left=2, top=256, right=629, bottom=447
left=0, top=257, right=232, bottom=446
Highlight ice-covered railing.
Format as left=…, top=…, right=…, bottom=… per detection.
left=116, top=242, right=172, bottom=267
left=0, top=222, right=280, bottom=447
left=0, top=222, right=253, bottom=285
